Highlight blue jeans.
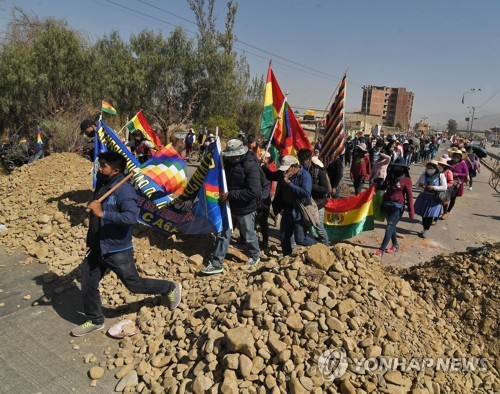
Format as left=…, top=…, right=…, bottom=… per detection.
left=81, top=248, right=175, bottom=324
left=280, top=210, right=317, bottom=256
left=211, top=212, right=260, bottom=267
left=315, top=208, right=330, bottom=245
left=380, top=207, right=402, bottom=250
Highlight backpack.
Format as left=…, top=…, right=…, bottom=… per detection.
left=312, top=165, right=332, bottom=194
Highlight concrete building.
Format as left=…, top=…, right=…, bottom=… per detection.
left=345, top=112, right=383, bottom=134
left=361, top=85, right=414, bottom=130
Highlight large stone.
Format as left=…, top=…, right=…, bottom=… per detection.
left=337, top=298, right=357, bottom=315
left=115, top=370, right=138, bottom=392
left=286, top=314, right=304, bottom=332
left=305, top=243, right=336, bottom=271
left=246, top=291, right=263, bottom=310
left=89, top=366, right=104, bottom=380
left=226, top=327, right=256, bottom=358
left=39, top=225, right=53, bottom=237
left=238, top=354, right=252, bottom=378
left=192, top=376, right=214, bottom=394
left=217, top=292, right=237, bottom=304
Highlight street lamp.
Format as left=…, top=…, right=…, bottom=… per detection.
left=462, top=88, right=482, bottom=140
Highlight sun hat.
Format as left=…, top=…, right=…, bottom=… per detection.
left=278, top=155, right=299, bottom=171
left=311, top=156, right=324, bottom=168
left=223, top=138, right=248, bottom=157
left=425, top=160, right=440, bottom=168
left=447, top=147, right=466, bottom=159
left=357, top=142, right=368, bottom=151
left=437, top=157, right=451, bottom=167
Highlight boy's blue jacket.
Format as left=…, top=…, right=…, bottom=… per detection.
left=90, top=173, right=138, bottom=255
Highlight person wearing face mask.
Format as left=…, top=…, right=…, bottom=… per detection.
left=373, top=157, right=414, bottom=255
left=414, top=160, right=448, bottom=238
left=437, top=156, right=454, bottom=219
left=72, top=152, right=182, bottom=337
left=446, top=147, right=469, bottom=215
left=272, top=155, right=317, bottom=256
left=201, top=139, right=262, bottom=274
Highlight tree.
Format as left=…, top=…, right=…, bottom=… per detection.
left=447, top=119, right=458, bottom=135
left=395, top=122, right=403, bottom=130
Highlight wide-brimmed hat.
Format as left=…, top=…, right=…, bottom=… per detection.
left=425, top=160, right=440, bottom=168
left=357, top=142, right=368, bottom=151
left=437, top=157, right=451, bottom=167
left=447, top=147, right=466, bottom=159
left=389, top=157, right=409, bottom=168
left=311, top=156, right=324, bottom=168
left=188, top=128, right=194, bottom=133
left=278, top=155, right=299, bottom=171
left=260, top=151, right=271, bottom=160
left=223, top=138, right=248, bottom=157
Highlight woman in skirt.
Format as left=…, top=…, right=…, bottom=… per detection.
left=414, top=160, right=447, bottom=238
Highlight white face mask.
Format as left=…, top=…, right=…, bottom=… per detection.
left=426, top=169, right=436, bottom=175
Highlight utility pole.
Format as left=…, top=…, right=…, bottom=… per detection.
left=462, top=88, right=482, bottom=140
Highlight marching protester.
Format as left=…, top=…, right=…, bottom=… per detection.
left=201, top=139, right=262, bottom=275
left=350, top=142, right=371, bottom=195
left=344, top=136, right=353, bottom=166
left=465, top=145, right=480, bottom=191
left=438, top=156, right=454, bottom=219
left=271, top=155, right=317, bottom=256
left=446, top=147, right=469, bottom=215
left=370, top=148, right=391, bottom=190
left=326, top=153, right=343, bottom=199
left=129, top=130, right=155, bottom=164
left=80, top=119, right=97, bottom=161
left=414, top=160, right=447, bottom=238
left=297, top=148, right=330, bottom=245
left=184, top=128, right=195, bottom=155
left=72, top=151, right=181, bottom=337
left=373, top=157, right=414, bottom=255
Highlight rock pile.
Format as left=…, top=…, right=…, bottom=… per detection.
left=399, top=244, right=499, bottom=370
left=0, top=153, right=498, bottom=393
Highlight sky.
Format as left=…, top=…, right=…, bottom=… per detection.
left=1, top=0, right=499, bottom=129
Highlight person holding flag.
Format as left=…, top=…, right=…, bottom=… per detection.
left=72, top=151, right=182, bottom=337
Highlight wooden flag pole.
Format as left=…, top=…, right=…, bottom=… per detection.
left=86, top=170, right=137, bottom=212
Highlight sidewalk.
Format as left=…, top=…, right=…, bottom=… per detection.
left=0, top=250, right=118, bottom=393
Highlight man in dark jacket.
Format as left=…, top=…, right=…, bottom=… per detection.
left=72, top=152, right=181, bottom=337
left=297, top=149, right=330, bottom=245
left=201, top=139, right=261, bottom=275
left=273, top=155, right=317, bottom=256
left=327, top=155, right=343, bottom=199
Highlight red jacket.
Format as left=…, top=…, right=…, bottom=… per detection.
left=350, top=154, right=371, bottom=180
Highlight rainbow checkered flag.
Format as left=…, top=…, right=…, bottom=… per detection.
left=36, top=126, right=43, bottom=148
left=139, top=145, right=187, bottom=195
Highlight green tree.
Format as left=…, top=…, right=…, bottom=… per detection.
left=205, top=115, right=238, bottom=140
left=447, top=119, right=458, bottom=134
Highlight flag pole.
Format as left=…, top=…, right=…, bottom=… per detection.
left=265, top=94, right=288, bottom=155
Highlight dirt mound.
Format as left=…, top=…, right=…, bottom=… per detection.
left=0, top=153, right=498, bottom=393
left=399, top=244, right=500, bottom=368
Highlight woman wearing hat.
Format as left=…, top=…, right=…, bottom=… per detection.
left=350, top=142, right=371, bottom=195
left=447, top=147, right=469, bottom=215
left=373, top=157, right=414, bottom=256
left=414, top=160, right=448, bottom=238
left=437, top=156, right=454, bottom=219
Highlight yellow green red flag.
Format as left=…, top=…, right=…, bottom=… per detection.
left=324, top=186, right=374, bottom=240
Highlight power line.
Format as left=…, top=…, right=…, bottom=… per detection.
left=134, top=0, right=354, bottom=84
left=478, top=87, right=500, bottom=109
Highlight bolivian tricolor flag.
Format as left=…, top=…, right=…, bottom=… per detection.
left=126, top=109, right=163, bottom=149
left=260, top=62, right=311, bottom=159
left=101, top=100, right=117, bottom=115
left=324, top=186, right=375, bottom=241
